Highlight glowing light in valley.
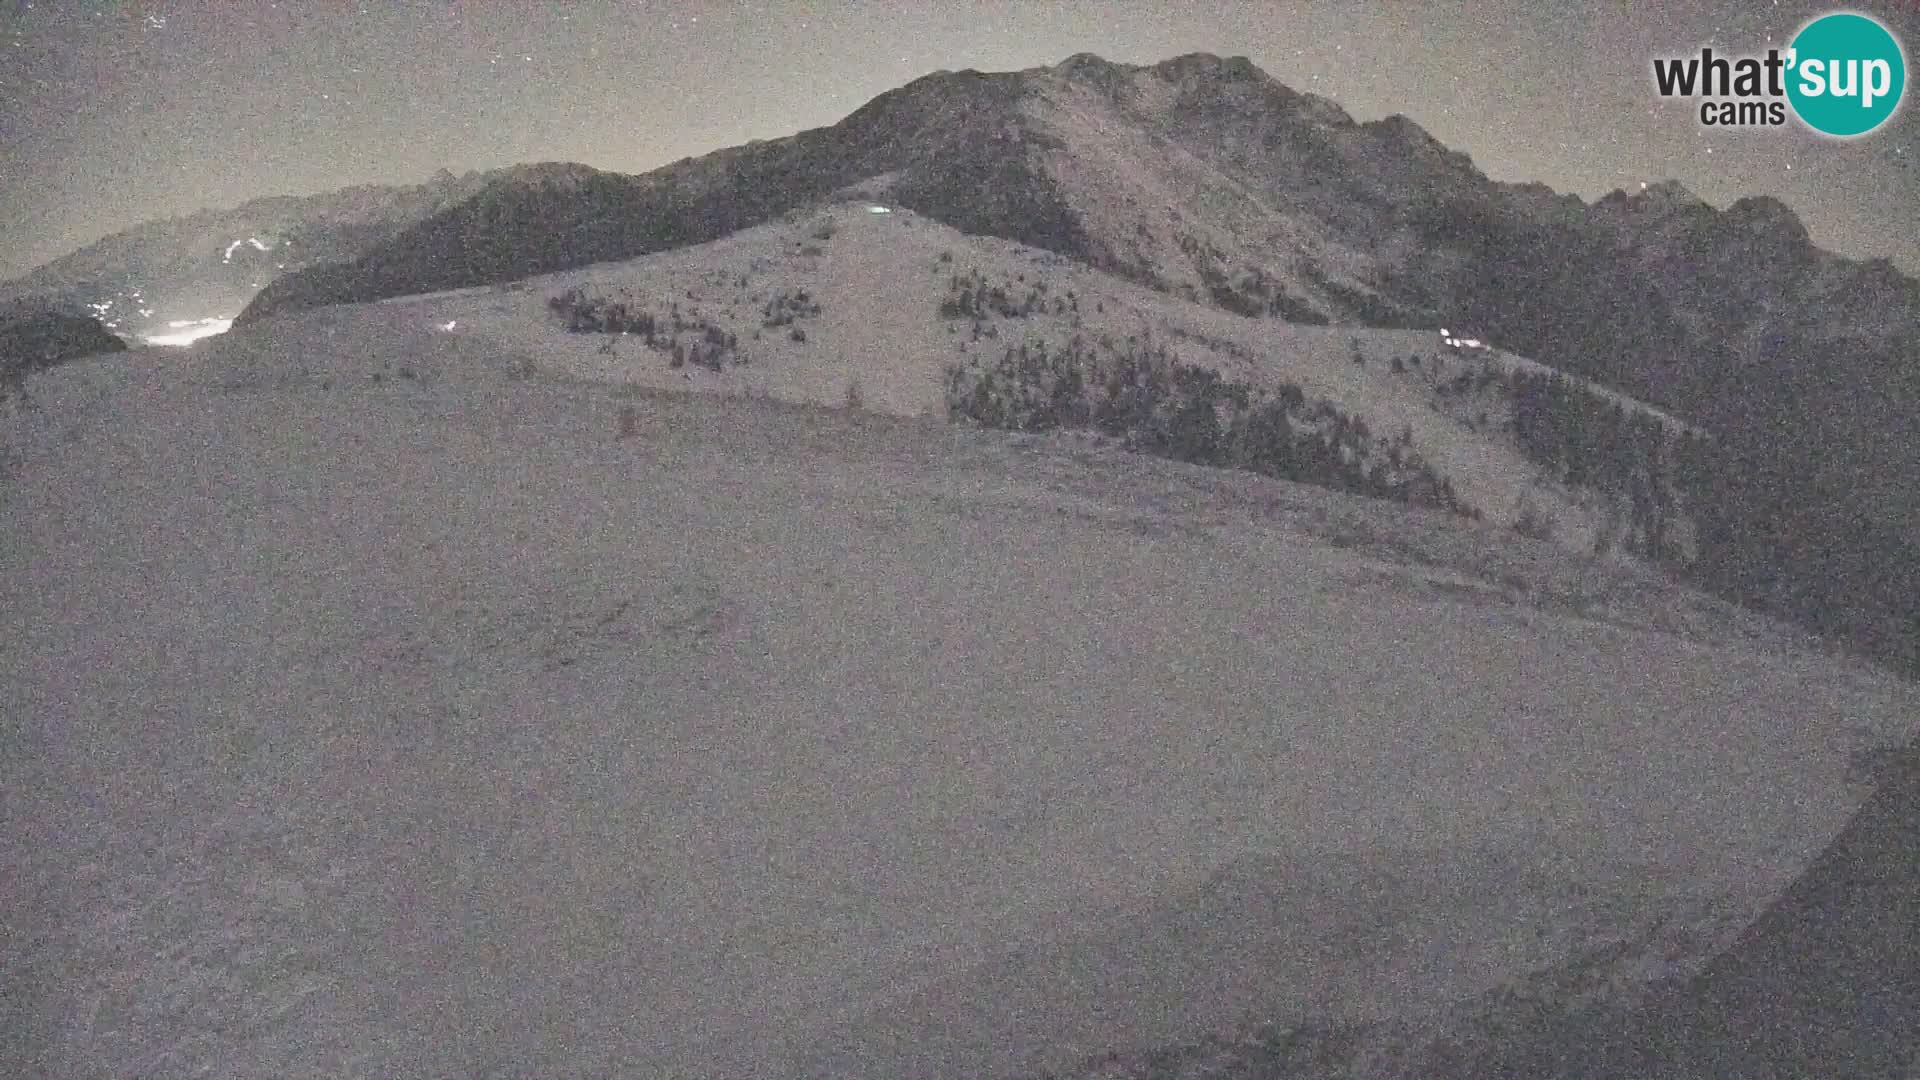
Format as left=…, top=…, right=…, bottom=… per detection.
left=142, top=317, right=233, bottom=346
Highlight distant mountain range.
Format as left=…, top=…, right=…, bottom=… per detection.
left=10, top=51, right=1918, bottom=672
left=0, top=169, right=501, bottom=341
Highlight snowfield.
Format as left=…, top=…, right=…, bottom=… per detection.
left=3, top=269, right=1914, bottom=1078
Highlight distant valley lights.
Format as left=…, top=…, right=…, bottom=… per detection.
left=142, top=317, right=233, bottom=346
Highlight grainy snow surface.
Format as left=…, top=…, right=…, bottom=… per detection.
left=4, top=226, right=1914, bottom=1079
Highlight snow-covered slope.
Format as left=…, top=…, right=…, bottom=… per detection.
left=3, top=291, right=1913, bottom=1078
left=402, top=201, right=1697, bottom=560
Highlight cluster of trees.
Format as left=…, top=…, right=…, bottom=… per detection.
left=1404, top=202, right=1918, bottom=674
left=1189, top=256, right=1326, bottom=324
left=546, top=288, right=737, bottom=372
left=761, top=288, right=822, bottom=327
left=548, top=287, right=659, bottom=338
left=1171, top=234, right=1345, bottom=325
left=1299, top=265, right=1424, bottom=328
left=1499, top=363, right=1920, bottom=675
left=1195, top=259, right=1268, bottom=318
left=945, top=333, right=1475, bottom=517
left=1676, top=434, right=1920, bottom=672
left=937, top=269, right=1078, bottom=320
left=1506, top=369, right=1693, bottom=561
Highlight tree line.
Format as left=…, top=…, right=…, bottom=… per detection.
left=945, top=331, right=1475, bottom=518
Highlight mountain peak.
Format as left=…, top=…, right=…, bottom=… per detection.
left=1055, top=52, right=1123, bottom=73
left=1364, top=113, right=1453, bottom=155
left=1150, top=52, right=1267, bottom=84
left=1050, top=51, right=1272, bottom=90
left=1591, top=179, right=1713, bottom=220
left=489, top=161, right=604, bottom=189
left=1052, top=52, right=1136, bottom=95
left=1135, top=52, right=1354, bottom=128
left=1724, top=194, right=1810, bottom=244
left=1369, top=113, right=1435, bottom=139
left=1633, top=178, right=1708, bottom=209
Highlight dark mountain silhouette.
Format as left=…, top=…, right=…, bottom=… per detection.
left=1, top=301, right=127, bottom=386
left=236, top=51, right=1920, bottom=676
left=237, top=70, right=1091, bottom=322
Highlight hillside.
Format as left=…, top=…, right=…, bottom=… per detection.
left=234, top=50, right=1920, bottom=677
left=388, top=200, right=1703, bottom=560
left=0, top=169, right=496, bottom=342
left=1, top=302, right=126, bottom=392
left=4, top=303, right=1914, bottom=1077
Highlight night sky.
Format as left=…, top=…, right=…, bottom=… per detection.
left=3, top=0, right=1915, bottom=280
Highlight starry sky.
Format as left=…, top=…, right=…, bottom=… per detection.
left=2, top=0, right=1916, bottom=280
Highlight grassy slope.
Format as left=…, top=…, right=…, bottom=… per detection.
left=3, top=295, right=1912, bottom=1079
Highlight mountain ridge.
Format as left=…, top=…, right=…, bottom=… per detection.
left=17, top=50, right=1920, bottom=672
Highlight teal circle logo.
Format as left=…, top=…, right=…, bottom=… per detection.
left=1786, top=12, right=1906, bottom=137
